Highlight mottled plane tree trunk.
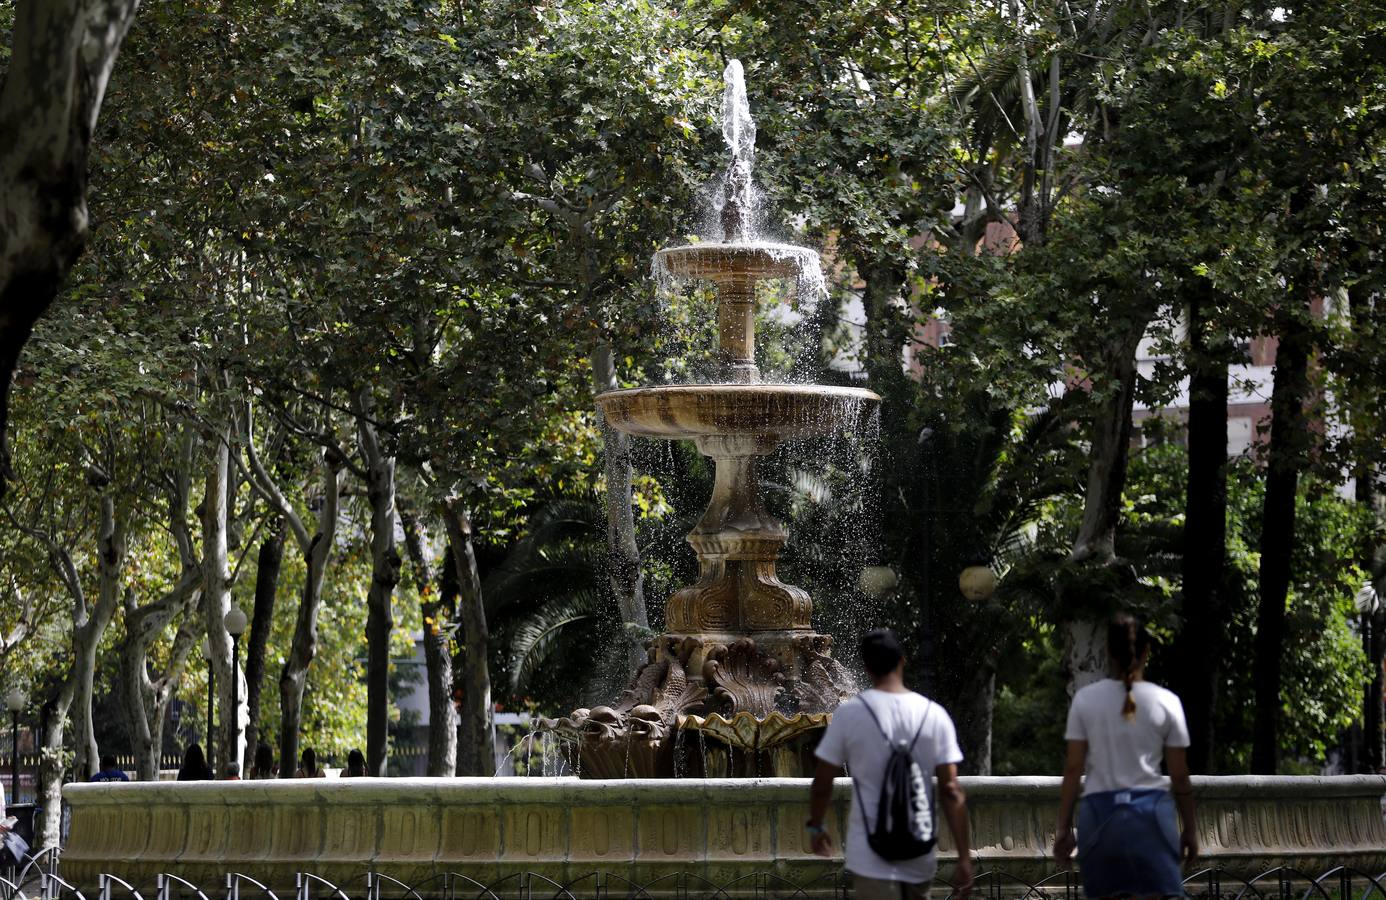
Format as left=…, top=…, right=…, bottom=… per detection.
left=1251, top=301, right=1313, bottom=774
left=356, top=391, right=400, bottom=777
left=121, top=598, right=201, bottom=779
left=442, top=500, right=492, bottom=776
left=119, top=431, right=202, bottom=779
left=243, top=410, right=342, bottom=778
left=74, top=489, right=126, bottom=779
left=0, top=0, right=142, bottom=492
left=201, top=434, right=243, bottom=774
left=30, top=489, right=123, bottom=847
left=243, top=525, right=284, bottom=771
left=402, top=511, right=458, bottom=776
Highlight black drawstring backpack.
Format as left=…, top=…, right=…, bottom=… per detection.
left=853, top=699, right=937, bottom=861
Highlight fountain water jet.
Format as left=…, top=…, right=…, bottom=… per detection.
left=543, top=59, right=878, bottom=778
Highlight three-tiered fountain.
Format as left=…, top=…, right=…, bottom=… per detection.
left=543, top=61, right=879, bottom=778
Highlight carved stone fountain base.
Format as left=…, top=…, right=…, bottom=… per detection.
left=541, top=631, right=854, bottom=778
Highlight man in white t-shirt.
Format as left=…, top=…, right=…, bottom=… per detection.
left=807, top=629, right=973, bottom=900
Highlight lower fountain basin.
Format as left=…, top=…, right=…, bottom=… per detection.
left=596, top=384, right=879, bottom=442
left=60, top=776, right=1386, bottom=892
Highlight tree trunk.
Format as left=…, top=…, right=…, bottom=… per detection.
left=36, top=682, right=76, bottom=850
left=201, top=437, right=242, bottom=776
left=1250, top=308, right=1312, bottom=774
left=358, top=409, right=400, bottom=778
left=402, top=512, right=457, bottom=777
left=70, top=494, right=126, bottom=780
left=591, top=344, right=649, bottom=673
left=936, top=662, right=996, bottom=775
left=1064, top=335, right=1141, bottom=691
left=859, top=256, right=1004, bottom=764
left=119, top=580, right=200, bottom=780
left=120, top=433, right=201, bottom=779
left=1063, top=619, right=1108, bottom=695
left=1368, top=605, right=1386, bottom=772
left=277, top=462, right=342, bottom=777
left=442, top=501, right=493, bottom=776
left=244, top=526, right=284, bottom=771
left=1346, top=282, right=1383, bottom=773
left=858, top=260, right=908, bottom=393
left=1070, top=341, right=1141, bottom=564
left=34, top=491, right=123, bottom=845
left=1168, top=291, right=1229, bottom=773
left=0, top=0, right=143, bottom=492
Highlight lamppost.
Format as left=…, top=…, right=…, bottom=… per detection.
left=201, top=637, right=214, bottom=774
left=224, top=605, right=248, bottom=774
left=5, top=687, right=26, bottom=806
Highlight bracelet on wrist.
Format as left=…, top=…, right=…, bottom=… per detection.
left=805, top=821, right=827, bottom=836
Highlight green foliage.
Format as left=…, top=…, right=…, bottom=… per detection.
left=1130, top=444, right=1372, bottom=769
left=992, top=626, right=1069, bottom=776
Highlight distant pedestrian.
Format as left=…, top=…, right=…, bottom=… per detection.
left=294, top=748, right=325, bottom=778
left=1054, top=614, right=1199, bottom=897
left=89, top=753, right=129, bottom=783
left=176, top=743, right=213, bottom=781
left=341, top=749, right=367, bottom=778
left=249, top=743, right=277, bottom=780
left=807, top=628, right=973, bottom=900
left=221, top=762, right=241, bottom=780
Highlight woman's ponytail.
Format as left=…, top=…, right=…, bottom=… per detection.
left=1107, top=613, right=1151, bottom=720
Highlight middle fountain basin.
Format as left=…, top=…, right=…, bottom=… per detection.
left=596, top=384, right=879, bottom=441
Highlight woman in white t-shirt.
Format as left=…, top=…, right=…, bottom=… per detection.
left=1053, top=614, right=1198, bottom=897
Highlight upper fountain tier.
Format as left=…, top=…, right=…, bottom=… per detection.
left=649, top=239, right=831, bottom=386
left=605, top=238, right=876, bottom=437
left=602, top=59, right=877, bottom=433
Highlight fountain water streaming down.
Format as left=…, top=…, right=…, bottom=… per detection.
left=541, top=60, right=879, bottom=778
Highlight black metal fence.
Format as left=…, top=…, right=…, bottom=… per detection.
left=2, top=851, right=1384, bottom=900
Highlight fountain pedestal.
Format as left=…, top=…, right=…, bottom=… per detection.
left=670, top=434, right=806, bottom=636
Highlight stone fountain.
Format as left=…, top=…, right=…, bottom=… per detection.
left=543, top=61, right=879, bottom=778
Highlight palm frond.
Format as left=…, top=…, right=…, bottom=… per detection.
left=992, top=520, right=1041, bottom=580
left=508, top=588, right=607, bottom=693
left=483, top=494, right=607, bottom=613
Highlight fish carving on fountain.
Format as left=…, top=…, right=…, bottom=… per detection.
left=541, top=59, right=878, bottom=778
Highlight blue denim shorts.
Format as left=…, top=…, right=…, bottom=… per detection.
left=1077, top=788, right=1183, bottom=897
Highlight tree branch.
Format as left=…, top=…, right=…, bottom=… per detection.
left=240, top=403, right=312, bottom=551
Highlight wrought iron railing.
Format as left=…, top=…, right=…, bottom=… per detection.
left=2, top=850, right=1384, bottom=900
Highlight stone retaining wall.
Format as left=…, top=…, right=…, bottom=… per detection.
left=60, top=776, right=1386, bottom=891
